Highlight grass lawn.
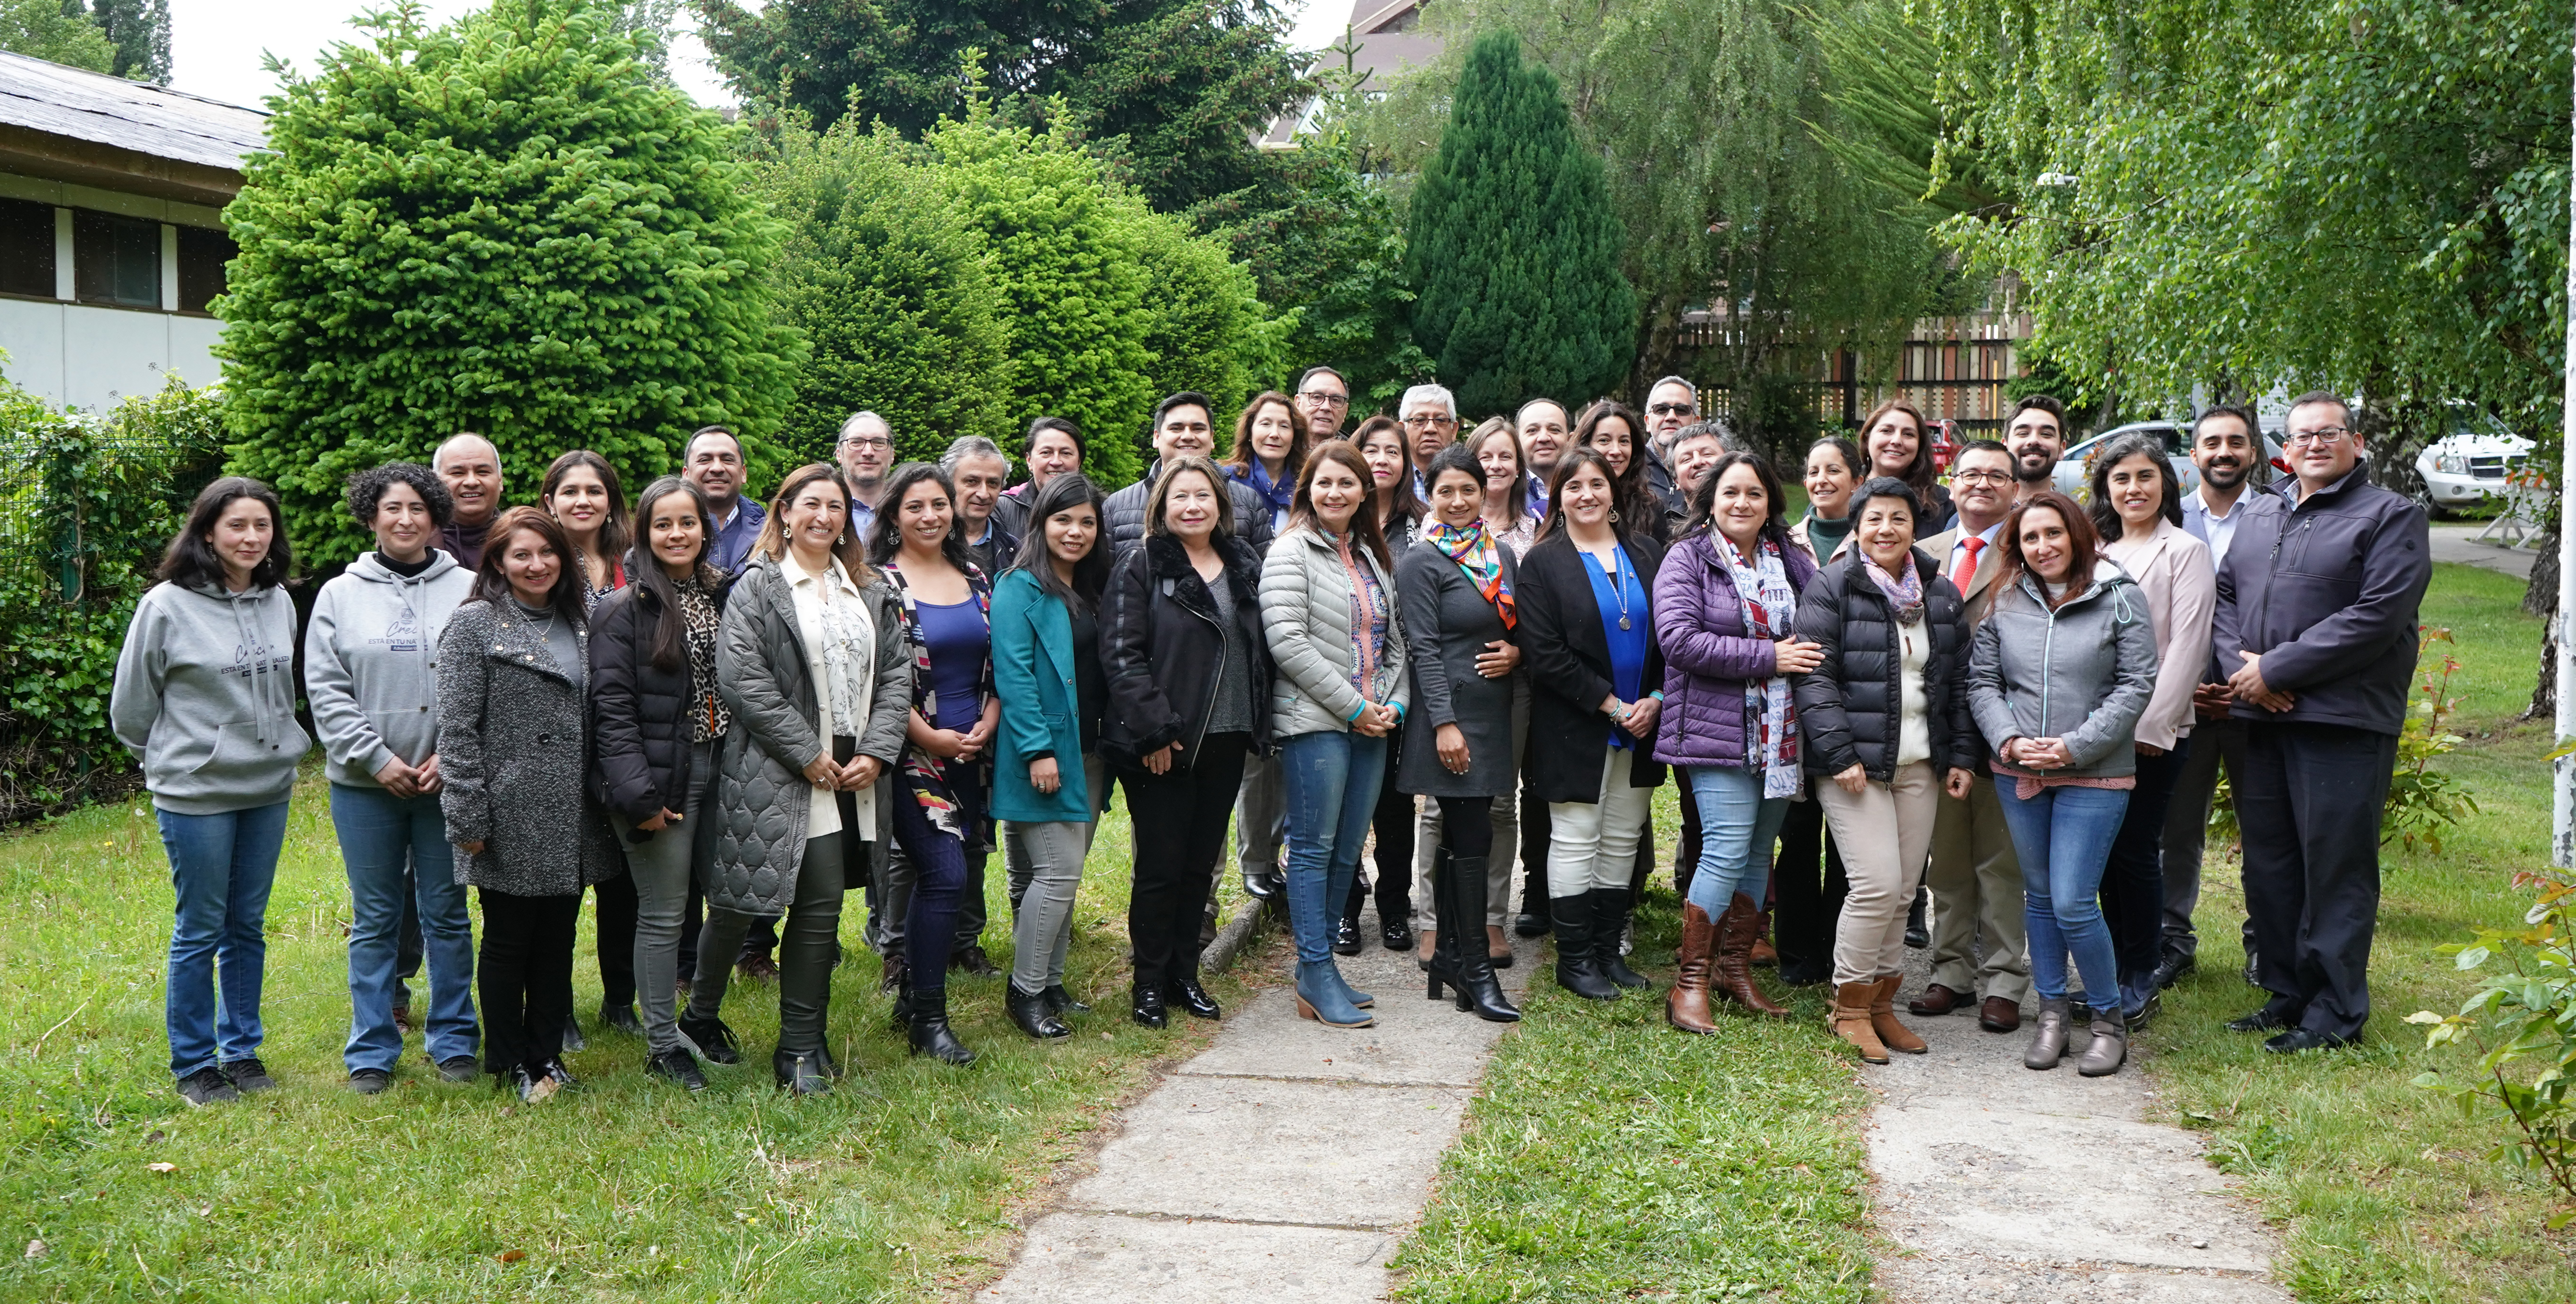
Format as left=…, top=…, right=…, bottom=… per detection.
left=0, top=782, right=1227, bottom=1301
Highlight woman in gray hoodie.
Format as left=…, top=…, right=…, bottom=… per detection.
left=304, top=463, right=480, bottom=1094
left=1968, top=489, right=2159, bottom=1078
left=112, top=477, right=311, bottom=1109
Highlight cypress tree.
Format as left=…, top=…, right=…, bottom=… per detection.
left=1404, top=31, right=1635, bottom=419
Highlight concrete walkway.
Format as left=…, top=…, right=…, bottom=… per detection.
left=978, top=906, right=1535, bottom=1304
left=1864, top=949, right=2295, bottom=1303
left=2430, top=522, right=2538, bottom=580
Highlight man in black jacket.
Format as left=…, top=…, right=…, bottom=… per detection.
left=1104, top=393, right=1275, bottom=557
left=2211, top=390, right=2430, bottom=1052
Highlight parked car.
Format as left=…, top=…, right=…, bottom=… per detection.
left=2412, top=415, right=2533, bottom=518
left=2049, top=419, right=2288, bottom=501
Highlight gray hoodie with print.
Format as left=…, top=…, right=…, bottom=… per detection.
left=303, top=550, right=477, bottom=787
left=111, top=580, right=311, bottom=814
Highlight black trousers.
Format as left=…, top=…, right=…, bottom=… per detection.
left=1671, top=775, right=1703, bottom=887
left=2236, top=721, right=2396, bottom=1040
left=1518, top=772, right=1551, bottom=912
left=1771, top=798, right=1849, bottom=983
left=477, top=886, right=582, bottom=1074
left=1350, top=727, right=1415, bottom=920
left=2101, top=739, right=2191, bottom=985
left=592, top=868, right=637, bottom=1009
left=1125, top=732, right=1251, bottom=991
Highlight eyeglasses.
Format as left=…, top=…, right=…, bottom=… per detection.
left=2283, top=427, right=2352, bottom=448
left=838, top=436, right=891, bottom=451
left=1951, top=469, right=2013, bottom=485
left=1647, top=403, right=1697, bottom=417
left=1402, top=413, right=1457, bottom=429
left=1298, top=391, right=1350, bottom=409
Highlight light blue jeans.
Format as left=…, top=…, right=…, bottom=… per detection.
left=158, top=802, right=291, bottom=1078
left=331, top=784, right=478, bottom=1073
left=1993, top=782, right=2130, bottom=1008
left=1279, top=730, right=1389, bottom=966
left=1683, top=765, right=1790, bottom=916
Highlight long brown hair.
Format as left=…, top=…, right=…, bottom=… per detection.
left=1288, top=439, right=1392, bottom=570
left=160, top=476, right=291, bottom=590
left=1144, top=455, right=1237, bottom=541
left=752, top=463, right=872, bottom=580
left=1462, top=417, right=1525, bottom=529
left=1997, top=489, right=2100, bottom=610
left=1859, top=397, right=1936, bottom=499
left=540, top=449, right=631, bottom=560
left=1225, top=390, right=1310, bottom=485
left=625, top=475, right=725, bottom=671
left=1350, top=414, right=1422, bottom=530
left=1571, top=398, right=1652, bottom=530
left=471, top=506, right=588, bottom=625
left=1539, top=446, right=1627, bottom=543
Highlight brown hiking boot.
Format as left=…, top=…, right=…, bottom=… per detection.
left=1870, top=975, right=1928, bottom=1054
left=1713, top=894, right=1790, bottom=1017
left=1831, top=981, right=1889, bottom=1063
left=1665, top=903, right=1719, bottom=1034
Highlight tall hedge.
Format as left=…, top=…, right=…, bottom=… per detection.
left=1404, top=31, right=1635, bottom=419
left=218, top=0, right=801, bottom=562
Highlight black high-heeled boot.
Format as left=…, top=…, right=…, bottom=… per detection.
left=905, top=985, right=976, bottom=1066
left=1550, top=894, right=1620, bottom=1000
left=1447, top=854, right=1520, bottom=1022
left=1423, top=848, right=1465, bottom=1003
left=773, top=1047, right=832, bottom=1095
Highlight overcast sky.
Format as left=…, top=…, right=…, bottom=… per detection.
left=164, top=1, right=1359, bottom=111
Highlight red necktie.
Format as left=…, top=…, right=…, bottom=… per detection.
left=1956, top=536, right=1985, bottom=589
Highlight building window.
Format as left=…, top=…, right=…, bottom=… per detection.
left=0, top=198, right=52, bottom=298
left=177, top=226, right=236, bottom=313
left=73, top=209, right=161, bottom=308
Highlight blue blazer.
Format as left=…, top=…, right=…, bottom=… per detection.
left=988, top=569, right=1100, bottom=824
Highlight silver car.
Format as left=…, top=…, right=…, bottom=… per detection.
left=2049, top=419, right=2287, bottom=501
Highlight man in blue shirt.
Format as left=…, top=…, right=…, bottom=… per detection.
left=684, top=426, right=765, bottom=575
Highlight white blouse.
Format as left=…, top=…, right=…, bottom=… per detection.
left=786, top=554, right=876, bottom=839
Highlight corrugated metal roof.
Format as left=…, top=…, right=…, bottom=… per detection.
left=0, top=51, right=266, bottom=173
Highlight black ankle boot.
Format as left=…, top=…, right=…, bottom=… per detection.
left=1447, top=855, right=1520, bottom=1023
left=1550, top=895, right=1620, bottom=1000
left=1041, top=983, right=1091, bottom=1015
left=1592, top=889, right=1649, bottom=989
left=1007, top=984, right=1071, bottom=1040
left=678, top=1014, right=741, bottom=1065
left=904, top=986, right=975, bottom=1066
left=773, top=1047, right=832, bottom=1095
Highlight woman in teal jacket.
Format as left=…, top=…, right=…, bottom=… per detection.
left=991, top=474, right=1113, bottom=1040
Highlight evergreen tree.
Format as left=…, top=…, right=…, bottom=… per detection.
left=0, top=0, right=115, bottom=71
left=66, top=0, right=168, bottom=83
left=1403, top=31, right=1635, bottom=420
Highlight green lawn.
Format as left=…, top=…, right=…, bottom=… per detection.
left=0, top=783, right=1225, bottom=1301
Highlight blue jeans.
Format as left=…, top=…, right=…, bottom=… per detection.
left=1279, top=730, right=1389, bottom=965
left=1683, top=765, right=1789, bottom=916
left=158, top=802, right=291, bottom=1078
left=330, top=784, right=477, bottom=1073
left=1993, top=781, right=2129, bottom=1008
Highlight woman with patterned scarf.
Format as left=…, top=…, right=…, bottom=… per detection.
left=1788, top=478, right=1980, bottom=1065
left=1394, top=444, right=1526, bottom=1022
left=866, top=462, right=999, bottom=1067
left=1223, top=391, right=1310, bottom=537
left=1651, top=453, right=1824, bottom=1034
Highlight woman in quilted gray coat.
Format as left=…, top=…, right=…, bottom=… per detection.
left=683, top=464, right=910, bottom=1096
left=436, top=507, right=621, bottom=1102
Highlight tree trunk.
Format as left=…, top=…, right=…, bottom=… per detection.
left=2528, top=520, right=2560, bottom=721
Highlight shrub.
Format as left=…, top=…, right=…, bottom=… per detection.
left=2407, top=869, right=2576, bottom=1228
left=2385, top=627, right=2479, bottom=852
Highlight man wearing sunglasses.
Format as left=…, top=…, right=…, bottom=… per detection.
left=2210, top=391, right=2428, bottom=1055
left=1641, top=375, right=1700, bottom=515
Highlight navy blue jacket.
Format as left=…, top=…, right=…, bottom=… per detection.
left=2209, top=465, right=2430, bottom=736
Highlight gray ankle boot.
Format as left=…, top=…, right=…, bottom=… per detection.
left=2025, top=997, right=2073, bottom=1070
left=2077, top=1006, right=2128, bottom=1077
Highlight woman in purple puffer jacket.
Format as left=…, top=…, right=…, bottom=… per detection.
left=1653, top=452, right=1825, bottom=1034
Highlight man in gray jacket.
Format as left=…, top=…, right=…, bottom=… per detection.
left=2211, top=391, right=2430, bottom=1053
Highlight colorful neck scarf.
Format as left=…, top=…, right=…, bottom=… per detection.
left=1722, top=533, right=1801, bottom=798
left=1862, top=550, right=1925, bottom=626
left=1425, top=518, right=1516, bottom=629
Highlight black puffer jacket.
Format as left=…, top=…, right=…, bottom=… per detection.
left=1102, top=533, right=1272, bottom=766
left=589, top=575, right=730, bottom=829
left=1104, top=460, right=1277, bottom=557
left=1792, top=548, right=1979, bottom=781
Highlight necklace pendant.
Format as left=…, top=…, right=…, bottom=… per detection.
left=1619, top=615, right=1631, bottom=630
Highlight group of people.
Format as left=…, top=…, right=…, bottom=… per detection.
left=108, top=363, right=2428, bottom=1107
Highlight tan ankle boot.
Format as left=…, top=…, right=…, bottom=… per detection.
left=1713, top=894, right=1790, bottom=1017
left=1831, top=981, right=1889, bottom=1063
left=1870, top=975, right=1928, bottom=1054
left=1666, top=904, right=1719, bottom=1034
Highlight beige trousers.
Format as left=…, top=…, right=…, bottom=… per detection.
left=1925, top=772, right=2030, bottom=1002
left=1818, top=760, right=1939, bottom=985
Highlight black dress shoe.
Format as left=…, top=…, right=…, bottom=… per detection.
left=1381, top=919, right=1414, bottom=951
left=1904, top=924, right=1930, bottom=950
left=1130, top=985, right=1169, bottom=1029
left=878, top=951, right=908, bottom=994
left=1331, top=914, right=1363, bottom=956
left=951, top=944, right=1002, bottom=978
left=601, top=1002, right=645, bottom=1037
left=1243, top=866, right=1283, bottom=900
left=1514, top=909, right=1550, bottom=938
left=1165, top=977, right=1222, bottom=1021
left=2226, top=1002, right=2302, bottom=1034
left=2263, top=1026, right=2355, bottom=1054
left=560, top=1021, right=587, bottom=1053
left=538, top=1059, right=584, bottom=1094
left=678, top=1014, right=743, bottom=1065
left=1040, top=984, right=1091, bottom=1016
left=2150, top=950, right=2197, bottom=991
left=773, top=1048, right=833, bottom=1095
left=1007, top=985, right=1072, bottom=1040
left=648, top=1047, right=708, bottom=1092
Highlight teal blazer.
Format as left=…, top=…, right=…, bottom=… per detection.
left=989, top=569, right=1098, bottom=824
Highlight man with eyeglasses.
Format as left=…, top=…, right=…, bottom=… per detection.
left=1641, top=375, right=1700, bottom=515
left=2004, top=394, right=2068, bottom=500
left=1908, top=439, right=2031, bottom=1032
left=2211, top=391, right=2428, bottom=1054
left=1295, top=366, right=1352, bottom=442
left=2159, top=403, right=2284, bottom=992
left=1398, top=384, right=1461, bottom=496
left=835, top=411, right=896, bottom=539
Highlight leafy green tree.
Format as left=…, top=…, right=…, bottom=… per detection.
left=0, top=0, right=116, bottom=71
left=697, top=0, right=1311, bottom=211
left=756, top=115, right=1013, bottom=467
left=218, top=0, right=801, bottom=563
left=65, top=0, right=168, bottom=83
left=1403, top=31, right=1636, bottom=420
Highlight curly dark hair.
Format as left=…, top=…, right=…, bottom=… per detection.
left=344, top=462, right=453, bottom=529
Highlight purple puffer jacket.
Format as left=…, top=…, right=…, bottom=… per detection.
left=1652, top=528, right=1818, bottom=768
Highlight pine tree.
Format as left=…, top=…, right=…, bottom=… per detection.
left=1403, top=31, right=1635, bottom=420
left=67, top=0, right=168, bottom=83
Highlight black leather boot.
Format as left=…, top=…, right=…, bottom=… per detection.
left=773, top=1047, right=832, bottom=1096
left=1593, top=889, right=1650, bottom=989
left=1550, top=895, right=1620, bottom=1000
left=1007, top=983, right=1071, bottom=1040
left=1447, top=854, right=1519, bottom=1022
left=905, top=984, right=976, bottom=1066
left=1424, top=848, right=1464, bottom=1002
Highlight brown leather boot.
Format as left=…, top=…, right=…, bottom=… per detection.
left=1831, top=981, right=1889, bottom=1063
left=1713, top=894, right=1790, bottom=1017
left=1666, top=904, right=1719, bottom=1034
left=1750, top=906, right=1777, bottom=966
left=1870, top=974, right=1928, bottom=1054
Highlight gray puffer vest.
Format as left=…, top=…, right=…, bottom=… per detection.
left=1968, top=558, right=2162, bottom=779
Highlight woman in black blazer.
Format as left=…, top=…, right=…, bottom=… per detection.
left=1517, top=448, right=1667, bottom=1001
